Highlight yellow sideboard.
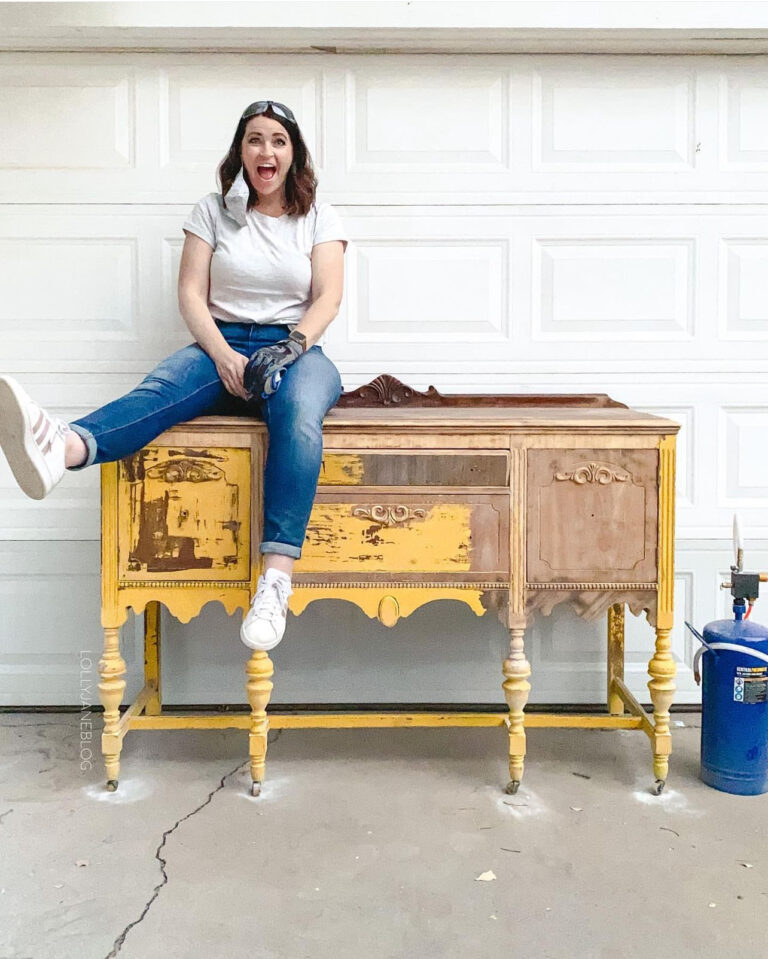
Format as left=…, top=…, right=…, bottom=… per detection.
left=98, top=376, right=678, bottom=798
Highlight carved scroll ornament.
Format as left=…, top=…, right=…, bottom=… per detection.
left=145, top=459, right=224, bottom=483
left=352, top=505, right=426, bottom=527
left=554, top=462, right=630, bottom=485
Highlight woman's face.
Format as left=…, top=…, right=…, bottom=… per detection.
left=240, top=115, right=294, bottom=200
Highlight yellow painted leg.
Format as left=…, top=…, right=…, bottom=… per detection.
left=144, top=601, right=162, bottom=717
left=502, top=627, right=531, bottom=794
left=607, top=603, right=625, bottom=716
left=651, top=433, right=676, bottom=793
left=647, top=625, right=676, bottom=793
left=245, top=651, right=274, bottom=796
left=98, top=626, right=126, bottom=791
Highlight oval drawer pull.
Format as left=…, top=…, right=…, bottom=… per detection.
left=352, top=505, right=426, bottom=527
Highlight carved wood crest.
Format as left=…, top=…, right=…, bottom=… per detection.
left=145, top=459, right=224, bottom=483
left=353, top=505, right=426, bottom=527
left=554, top=462, right=631, bottom=485
left=337, top=374, right=626, bottom=409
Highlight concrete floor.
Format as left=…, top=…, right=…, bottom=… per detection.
left=0, top=713, right=765, bottom=959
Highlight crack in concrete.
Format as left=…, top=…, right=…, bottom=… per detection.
left=103, top=760, right=247, bottom=959
left=0, top=808, right=13, bottom=824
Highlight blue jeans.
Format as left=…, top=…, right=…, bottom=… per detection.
left=69, top=322, right=343, bottom=559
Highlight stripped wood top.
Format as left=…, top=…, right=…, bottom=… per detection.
left=178, top=406, right=679, bottom=434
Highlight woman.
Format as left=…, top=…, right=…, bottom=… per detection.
left=0, top=100, right=347, bottom=653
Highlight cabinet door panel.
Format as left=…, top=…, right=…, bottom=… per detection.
left=117, top=446, right=251, bottom=582
left=527, top=449, right=658, bottom=583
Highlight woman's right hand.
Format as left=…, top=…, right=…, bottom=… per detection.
left=212, top=346, right=251, bottom=401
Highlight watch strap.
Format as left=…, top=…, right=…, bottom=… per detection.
left=288, top=329, right=308, bottom=352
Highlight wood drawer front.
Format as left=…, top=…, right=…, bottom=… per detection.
left=319, top=451, right=509, bottom=488
left=298, top=494, right=509, bottom=574
left=527, top=449, right=658, bottom=584
left=117, top=446, right=251, bottom=582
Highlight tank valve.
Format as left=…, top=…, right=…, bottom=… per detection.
left=721, top=515, right=768, bottom=602
left=720, top=572, right=768, bottom=603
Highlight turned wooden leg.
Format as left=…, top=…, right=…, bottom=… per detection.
left=246, top=651, right=274, bottom=797
left=502, top=627, right=531, bottom=794
left=98, top=626, right=126, bottom=791
left=607, top=603, right=625, bottom=716
left=648, top=625, right=676, bottom=791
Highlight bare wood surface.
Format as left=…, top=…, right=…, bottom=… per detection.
left=527, top=448, right=659, bottom=585
left=336, top=374, right=626, bottom=409
left=175, top=406, right=679, bottom=432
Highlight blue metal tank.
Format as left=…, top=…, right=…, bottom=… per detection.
left=697, top=604, right=768, bottom=795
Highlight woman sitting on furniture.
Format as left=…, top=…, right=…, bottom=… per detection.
left=0, top=100, right=347, bottom=652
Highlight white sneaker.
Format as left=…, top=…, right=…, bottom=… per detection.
left=240, top=571, right=293, bottom=651
left=0, top=376, right=67, bottom=500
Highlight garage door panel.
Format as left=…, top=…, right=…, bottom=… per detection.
left=0, top=62, right=136, bottom=171
left=0, top=211, right=189, bottom=361
left=2, top=53, right=768, bottom=202
left=3, top=206, right=768, bottom=365
left=158, top=64, right=324, bottom=170
left=532, top=65, right=696, bottom=171
left=1, top=49, right=767, bottom=706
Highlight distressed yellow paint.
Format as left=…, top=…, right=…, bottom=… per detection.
left=319, top=453, right=365, bottom=485
left=116, top=588, right=252, bottom=624
left=297, top=502, right=474, bottom=573
left=377, top=595, right=400, bottom=627
left=117, top=446, right=251, bottom=583
left=100, top=462, right=125, bottom=628
left=144, top=601, right=162, bottom=716
left=127, top=712, right=644, bottom=731
left=289, top=586, right=486, bottom=620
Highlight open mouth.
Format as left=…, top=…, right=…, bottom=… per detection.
left=257, top=165, right=277, bottom=180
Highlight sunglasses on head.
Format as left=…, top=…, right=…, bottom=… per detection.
left=241, top=100, right=297, bottom=125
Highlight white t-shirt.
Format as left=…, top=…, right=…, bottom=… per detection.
left=182, top=192, right=348, bottom=326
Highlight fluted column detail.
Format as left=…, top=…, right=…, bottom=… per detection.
left=649, top=434, right=677, bottom=786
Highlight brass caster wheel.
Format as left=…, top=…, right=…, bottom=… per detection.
left=652, top=779, right=666, bottom=796
left=505, top=780, right=521, bottom=795
left=251, top=781, right=262, bottom=798
left=106, top=780, right=118, bottom=793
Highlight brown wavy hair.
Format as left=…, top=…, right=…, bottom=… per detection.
left=217, top=105, right=317, bottom=217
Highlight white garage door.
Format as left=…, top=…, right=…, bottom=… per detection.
left=2, top=51, right=767, bottom=707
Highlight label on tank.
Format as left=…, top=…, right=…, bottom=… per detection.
left=734, top=666, right=768, bottom=704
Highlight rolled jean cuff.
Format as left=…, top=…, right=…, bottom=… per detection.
left=259, top=541, right=302, bottom=559
left=66, top=423, right=98, bottom=471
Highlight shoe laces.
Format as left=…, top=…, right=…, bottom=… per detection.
left=250, top=576, right=292, bottom=620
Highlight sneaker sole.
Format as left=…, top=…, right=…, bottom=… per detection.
left=0, top=377, right=51, bottom=500
left=239, top=622, right=284, bottom=652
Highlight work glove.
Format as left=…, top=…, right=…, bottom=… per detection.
left=243, top=337, right=305, bottom=399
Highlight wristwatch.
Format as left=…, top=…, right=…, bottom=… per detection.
left=288, top=329, right=308, bottom=352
